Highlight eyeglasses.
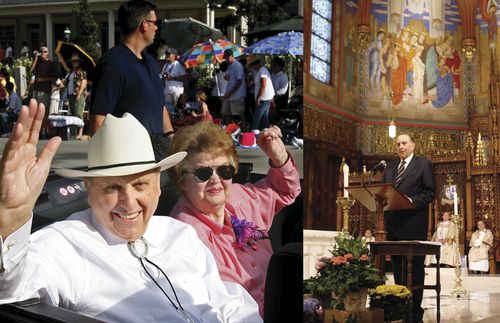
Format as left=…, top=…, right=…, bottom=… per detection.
left=41, top=50, right=48, bottom=53
left=144, top=19, right=158, bottom=26
left=187, top=165, right=236, bottom=182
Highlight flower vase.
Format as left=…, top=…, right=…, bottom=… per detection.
left=344, top=288, right=368, bottom=312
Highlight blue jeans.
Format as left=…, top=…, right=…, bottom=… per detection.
left=0, top=111, right=17, bottom=133
left=251, top=99, right=271, bottom=130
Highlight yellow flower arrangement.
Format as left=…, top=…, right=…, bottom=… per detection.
left=369, top=284, right=411, bottom=299
left=369, top=284, right=411, bottom=321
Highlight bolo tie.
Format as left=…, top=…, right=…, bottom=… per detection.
left=128, top=238, right=197, bottom=323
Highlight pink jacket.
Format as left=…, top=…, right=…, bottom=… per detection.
left=171, top=155, right=301, bottom=316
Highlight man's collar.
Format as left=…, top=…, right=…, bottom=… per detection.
left=402, top=153, right=414, bottom=164
left=119, top=42, right=145, bottom=62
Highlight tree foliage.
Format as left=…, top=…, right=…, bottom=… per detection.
left=72, top=0, right=101, bottom=61
left=207, top=0, right=292, bottom=43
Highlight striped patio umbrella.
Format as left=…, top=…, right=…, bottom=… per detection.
left=244, top=31, right=303, bottom=56
left=183, top=39, right=245, bottom=68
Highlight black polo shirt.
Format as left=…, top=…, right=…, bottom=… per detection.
left=90, top=43, right=165, bottom=134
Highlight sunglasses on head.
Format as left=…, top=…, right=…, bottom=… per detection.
left=188, top=165, right=236, bottom=182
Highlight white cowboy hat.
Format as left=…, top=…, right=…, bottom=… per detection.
left=55, top=113, right=186, bottom=178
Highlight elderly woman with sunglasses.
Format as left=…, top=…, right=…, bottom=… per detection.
left=168, top=121, right=301, bottom=316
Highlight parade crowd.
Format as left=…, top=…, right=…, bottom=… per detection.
left=0, top=28, right=302, bottom=144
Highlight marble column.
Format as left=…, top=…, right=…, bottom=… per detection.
left=45, top=13, right=53, bottom=60
left=108, top=10, right=115, bottom=50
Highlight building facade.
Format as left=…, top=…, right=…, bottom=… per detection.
left=0, top=0, right=244, bottom=59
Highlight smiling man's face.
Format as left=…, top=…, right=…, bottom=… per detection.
left=85, top=169, right=161, bottom=241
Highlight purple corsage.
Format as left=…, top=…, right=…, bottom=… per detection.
left=230, top=215, right=269, bottom=250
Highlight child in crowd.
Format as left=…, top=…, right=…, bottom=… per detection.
left=191, top=89, right=213, bottom=122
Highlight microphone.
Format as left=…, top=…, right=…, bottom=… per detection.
left=371, top=160, right=386, bottom=173
left=368, top=160, right=386, bottom=185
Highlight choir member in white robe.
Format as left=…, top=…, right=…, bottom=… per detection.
left=425, top=212, right=459, bottom=267
left=468, top=220, right=494, bottom=273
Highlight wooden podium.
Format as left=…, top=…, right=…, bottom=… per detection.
left=347, top=184, right=442, bottom=322
left=346, top=183, right=414, bottom=242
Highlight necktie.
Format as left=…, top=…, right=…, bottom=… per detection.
left=395, top=160, right=406, bottom=186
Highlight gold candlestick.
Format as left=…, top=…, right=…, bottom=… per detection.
left=450, top=212, right=468, bottom=297
left=336, top=197, right=355, bottom=235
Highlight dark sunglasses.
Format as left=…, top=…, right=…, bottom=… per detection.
left=145, top=19, right=158, bottom=26
left=188, top=165, right=236, bottom=182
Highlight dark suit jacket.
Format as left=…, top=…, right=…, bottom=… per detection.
left=381, top=155, right=435, bottom=240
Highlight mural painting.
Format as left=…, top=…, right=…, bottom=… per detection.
left=370, top=1, right=462, bottom=113
left=477, top=0, right=499, bottom=109
left=341, top=0, right=499, bottom=126
left=342, top=1, right=358, bottom=105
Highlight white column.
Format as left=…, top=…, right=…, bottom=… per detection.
left=45, top=13, right=53, bottom=60
left=298, top=0, right=303, bottom=16
left=209, top=8, right=215, bottom=28
left=202, top=5, right=210, bottom=24
left=236, top=16, right=248, bottom=46
left=14, top=66, right=27, bottom=97
left=108, top=10, right=115, bottom=49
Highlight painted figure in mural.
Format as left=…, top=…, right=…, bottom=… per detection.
left=443, top=36, right=461, bottom=97
left=481, top=0, right=498, bottom=52
left=369, top=30, right=385, bottom=92
left=344, top=26, right=356, bottom=94
left=416, top=32, right=430, bottom=103
left=412, top=46, right=426, bottom=101
left=487, top=3, right=498, bottom=52
left=407, top=0, right=428, bottom=15
left=390, top=41, right=408, bottom=105
left=425, top=39, right=440, bottom=93
left=432, top=57, right=454, bottom=108
left=379, top=35, right=393, bottom=94
left=390, top=13, right=402, bottom=33
left=405, top=32, right=420, bottom=95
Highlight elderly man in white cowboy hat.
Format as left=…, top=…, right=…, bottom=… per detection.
left=0, top=100, right=261, bottom=322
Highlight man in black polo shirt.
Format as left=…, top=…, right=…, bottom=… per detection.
left=90, top=0, right=173, bottom=160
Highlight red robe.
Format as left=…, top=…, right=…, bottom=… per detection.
left=391, top=53, right=407, bottom=105
left=445, top=49, right=461, bottom=90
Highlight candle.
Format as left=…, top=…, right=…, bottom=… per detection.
left=343, top=163, right=349, bottom=197
left=453, top=192, right=458, bottom=215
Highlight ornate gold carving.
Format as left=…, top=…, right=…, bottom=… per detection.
left=336, top=197, right=355, bottom=234
left=474, top=133, right=487, bottom=166
left=466, top=132, right=474, bottom=150
left=357, top=24, right=370, bottom=49
left=451, top=211, right=467, bottom=298
left=373, top=126, right=463, bottom=156
left=473, top=176, right=497, bottom=233
left=462, top=38, right=476, bottom=61
left=304, top=103, right=357, bottom=154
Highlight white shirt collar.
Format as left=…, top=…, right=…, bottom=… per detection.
left=402, top=153, right=414, bottom=166
left=90, top=212, right=161, bottom=248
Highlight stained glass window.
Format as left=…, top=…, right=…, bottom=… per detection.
left=311, top=0, right=332, bottom=84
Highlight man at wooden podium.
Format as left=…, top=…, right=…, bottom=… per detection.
left=381, top=134, right=436, bottom=323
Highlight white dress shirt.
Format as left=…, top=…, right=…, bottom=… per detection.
left=0, top=209, right=261, bottom=323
